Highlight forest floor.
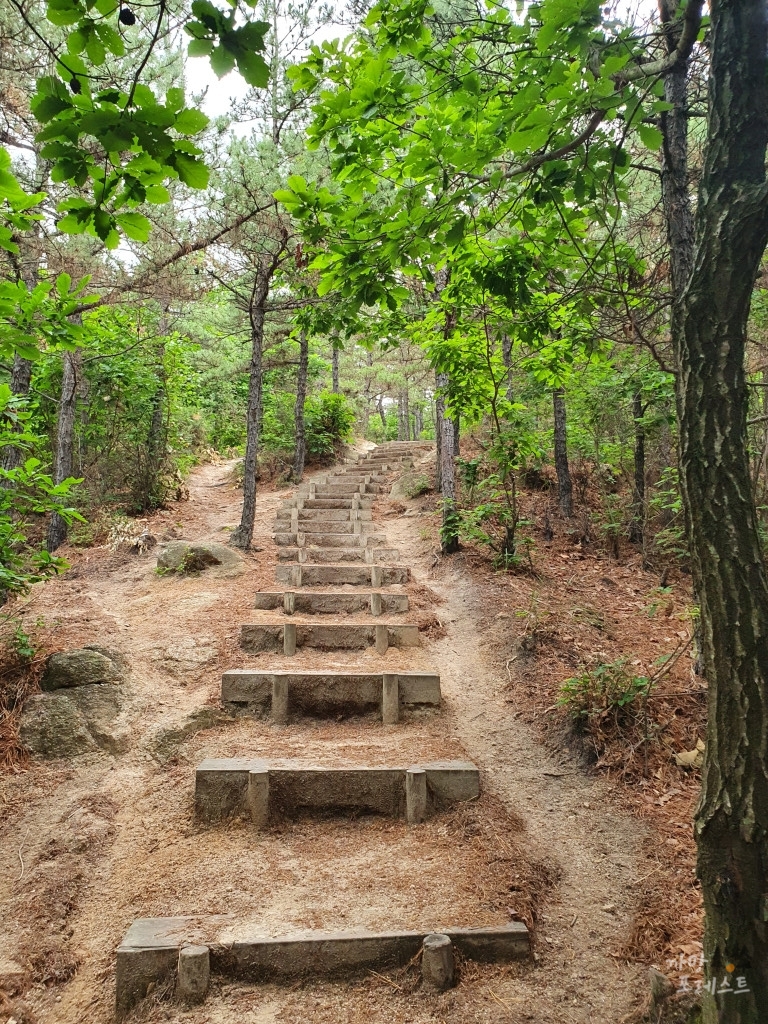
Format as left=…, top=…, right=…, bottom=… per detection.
left=0, top=449, right=703, bottom=1024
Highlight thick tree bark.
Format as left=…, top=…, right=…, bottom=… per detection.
left=668, top=0, right=768, bottom=1018
left=46, top=348, right=82, bottom=552
left=230, top=265, right=272, bottom=550
left=436, top=370, right=458, bottom=552
left=629, top=391, right=645, bottom=545
left=292, top=330, right=309, bottom=482
left=435, top=393, right=442, bottom=491
left=1, top=355, right=34, bottom=475
left=552, top=387, right=572, bottom=517
left=331, top=343, right=340, bottom=393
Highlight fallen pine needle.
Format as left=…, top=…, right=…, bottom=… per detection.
left=368, top=970, right=402, bottom=991
left=487, top=988, right=521, bottom=1009
left=17, top=826, right=30, bottom=881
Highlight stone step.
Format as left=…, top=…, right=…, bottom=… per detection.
left=301, top=498, right=374, bottom=509
left=239, top=621, right=420, bottom=656
left=253, top=591, right=409, bottom=614
left=277, top=547, right=400, bottom=564
left=311, top=484, right=383, bottom=497
left=115, top=918, right=528, bottom=1019
left=274, top=520, right=373, bottom=535
left=276, top=564, right=410, bottom=586
left=274, top=533, right=388, bottom=548
left=195, top=759, right=479, bottom=825
left=275, top=508, right=372, bottom=522
left=222, top=668, right=439, bottom=720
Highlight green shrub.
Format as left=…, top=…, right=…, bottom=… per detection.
left=305, top=392, right=355, bottom=458
left=402, top=472, right=431, bottom=498
left=0, top=387, right=82, bottom=598
left=558, top=659, right=650, bottom=724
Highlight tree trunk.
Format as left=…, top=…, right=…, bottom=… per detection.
left=414, top=405, right=422, bottom=439
left=2, top=217, right=43, bottom=474
left=552, top=387, right=572, bottom=517
left=292, top=330, right=309, bottom=482
left=501, top=333, right=514, bottom=404
left=397, top=390, right=406, bottom=440
left=669, top=0, right=768, bottom=1018
left=140, top=333, right=167, bottom=511
left=435, top=391, right=442, bottom=491
left=436, top=370, right=458, bottom=552
left=629, top=391, right=645, bottom=544
left=377, top=395, right=386, bottom=430
left=1, top=355, right=34, bottom=475
left=331, top=343, right=340, bottom=393
left=46, top=348, right=81, bottom=552
left=230, top=266, right=271, bottom=550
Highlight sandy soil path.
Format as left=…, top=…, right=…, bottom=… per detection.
left=0, top=456, right=648, bottom=1024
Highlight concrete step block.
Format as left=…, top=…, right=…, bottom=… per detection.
left=276, top=547, right=400, bottom=564
left=194, top=759, right=478, bottom=824
left=275, top=509, right=373, bottom=522
left=275, top=532, right=382, bottom=547
left=274, top=521, right=372, bottom=535
left=296, top=533, right=387, bottom=548
left=239, top=621, right=420, bottom=654
left=252, top=592, right=409, bottom=614
left=221, top=668, right=439, bottom=716
left=275, top=564, right=410, bottom=586
left=303, top=498, right=374, bottom=510
left=115, top=918, right=528, bottom=1018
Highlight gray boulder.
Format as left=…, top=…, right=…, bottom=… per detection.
left=41, top=646, right=122, bottom=691
left=20, top=684, right=128, bottom=758
left=157, top=541, right=245, bottom=578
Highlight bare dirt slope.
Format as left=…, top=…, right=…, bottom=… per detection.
left=1, top=457, right=648, bottom=1024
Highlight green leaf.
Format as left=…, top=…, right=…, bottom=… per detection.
left=637, top=123, right=663, bottom=150
left=174, top=153, right=210, bottom=189
left=445, top=215, right=467, bottom=246
left=506, top=123, right=551, bottom=153
left=210, top=43, right=236, bottom=77
left=144, top=184, right=170, bottom=203
left=174, top=108, right=209, bottom=134
left=166, top=86, right=185, bottom=112
left=236, top=49, right=270, bottom=87
left=45, top=0, right=83, bottom=26
left=95, top=21, right=125, bottom=56
left=132, top=83, right=157, bottom=107
left=67, top=28, right=87, bottom=54
left=56, top=272, right=72, bottom=296
left=56, top=212, right=88, bottom=234
left=187, top=38, right=214, bottom=57
left=115, top=211, right=151, bottom=241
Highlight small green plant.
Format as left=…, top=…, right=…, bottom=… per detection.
left=649, top=465, right=688, bottom=561
left=11, top=624, right=35, bottom=661
left=594, top=493, right=624, bottom=558
left=403, top=473, right=431, bottom=499
left=645, top=585, right=673, bottom=617
left=457, top=457, right=482, bottom=502
left=558, top=659, right=651, bottom=724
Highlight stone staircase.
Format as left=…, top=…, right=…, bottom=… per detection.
left=114, top=442, right=530, bottom=1017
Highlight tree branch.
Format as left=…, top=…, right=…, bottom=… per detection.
left=619, top=0, right=704, bottom=82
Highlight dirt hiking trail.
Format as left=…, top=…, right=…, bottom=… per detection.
left=1, top=452, right=648, bottom=1024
